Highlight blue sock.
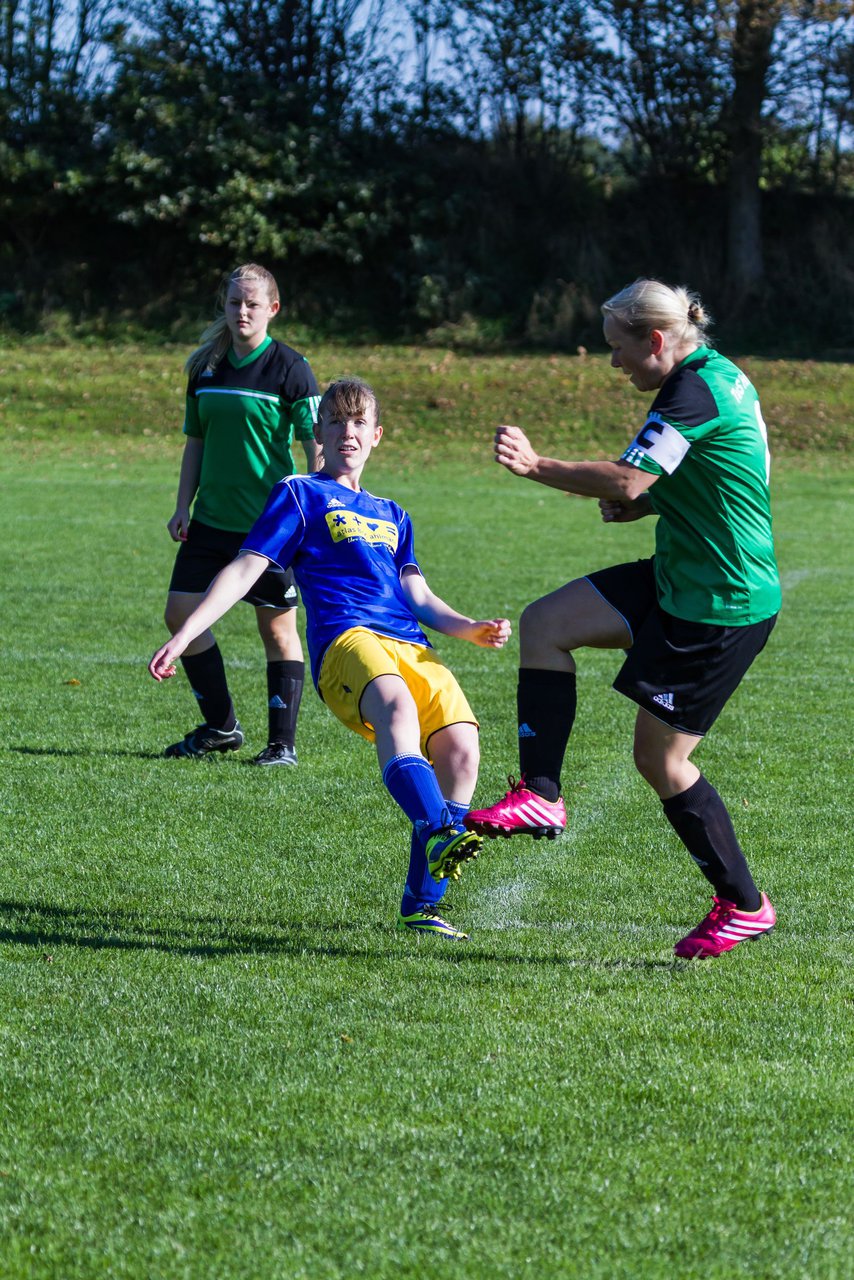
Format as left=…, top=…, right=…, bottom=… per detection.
left=382, top=754, right=451, bottom=838
left=401, top=799, right=469, bottom=916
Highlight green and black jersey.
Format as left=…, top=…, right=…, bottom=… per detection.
left=184, top=336, right=320, bottom=532
left=620, top=347, right=781, bottom=626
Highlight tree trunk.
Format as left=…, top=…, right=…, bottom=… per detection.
left=725, top=0, right=782, bottom=302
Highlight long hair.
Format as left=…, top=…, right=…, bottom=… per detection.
left=185, top=264, right=280, bottom=378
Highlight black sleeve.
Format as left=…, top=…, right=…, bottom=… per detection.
left=651, top=364, right=719, bottom=429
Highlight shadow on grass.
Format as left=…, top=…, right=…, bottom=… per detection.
left=11, top=745, right=291, bottom=765
left=0, top=898, right=683, bottom=972
left=11, top=745, right=168, bottom=761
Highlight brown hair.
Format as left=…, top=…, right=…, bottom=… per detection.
left=317, top=377, right=381, bottom=425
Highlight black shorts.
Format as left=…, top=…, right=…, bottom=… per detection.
left=585, top=558, right=777, bottom=736
left=168, top=519, right=298, bottom=610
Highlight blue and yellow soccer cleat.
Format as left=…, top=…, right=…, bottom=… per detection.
left=425, top=825, right=482, bottom=881
left=397, top=907, right=469, bottom=940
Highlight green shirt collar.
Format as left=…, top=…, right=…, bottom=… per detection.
left=676, top=345, right=712, bottom=371
left=228, top=335, right=273, bottom=368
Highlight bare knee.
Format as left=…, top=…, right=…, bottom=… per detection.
left=633, top=737, right=662, bottom=790
left=445, top=736, right=480, bottom=783
left=164, top=598, right=189, bottom=635
left=429, top=725, right=480, bottom=802
left=259, top=608, right=301, bottom=661
left=519, top=597, right=573, bottom=669
left=519, top=598, right=548, bottom=642
left=633, top=732, right=701, bottom=800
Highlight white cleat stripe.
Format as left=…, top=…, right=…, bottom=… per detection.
left=719, top=923, right=769, bottom=939
left=518, top=801, right=559, bottom=826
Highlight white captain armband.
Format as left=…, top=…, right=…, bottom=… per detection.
left=621, top=412, right=690, bottom=474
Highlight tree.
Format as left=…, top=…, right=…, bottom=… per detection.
left=767, top=5, right=854, bottom=192
left=0, top=0, right=116, bottom=310
left=595, top=1, right=853, bottom=299
left=595, top=0, right=730, bottom=181
left=96, top=0, right=397, bottom=311
left=447, top=0, right=600, bottom=163
left=723, top=0, right=785, bottom=297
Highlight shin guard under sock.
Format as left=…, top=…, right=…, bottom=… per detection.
left=662, top=776, right=761, bottom=911
left=400, top=799, right=468, bottom=915
left=382, top=754, right=451, bottom=837
left=517, top=668, right=577, bottom=802
left=180, top=644, right=236, bottom=731
left=266, top=659, right=304, bottom=748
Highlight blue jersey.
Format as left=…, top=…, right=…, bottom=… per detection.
left=242, top=472, right=431, bottom=686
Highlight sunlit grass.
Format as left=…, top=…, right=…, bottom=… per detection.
left=1, top=342, right=851, bottom=458
left=0, top=350, right=851, bottom=1278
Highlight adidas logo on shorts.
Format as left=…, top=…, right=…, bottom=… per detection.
left=652, top=691, right=676, bottom=711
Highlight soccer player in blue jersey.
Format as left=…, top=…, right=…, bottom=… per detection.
left=467, top=280, right=780, bottom=959
left=150, top=378, right=511, bottom=939
left=162, top=263, right=321, bottom=767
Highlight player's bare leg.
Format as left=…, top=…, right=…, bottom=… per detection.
left=520, top=578, right=632, bottom=669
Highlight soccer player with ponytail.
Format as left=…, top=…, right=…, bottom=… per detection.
left=467, top=279, right=781, bottom=959
left=162, top=263, right=321, bottom=766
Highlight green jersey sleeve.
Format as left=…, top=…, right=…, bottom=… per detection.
left=288, top=393, right=321, bottom=441
left=281, top=356, right=321, bottom=441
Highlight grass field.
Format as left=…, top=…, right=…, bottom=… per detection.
left=0, top=346, right=852, bottom=1279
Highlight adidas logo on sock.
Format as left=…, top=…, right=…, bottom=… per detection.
left=518, top=723, right=537, bottom=738
left=269, top=695, right=288, bottom=708
left=652, top=691, right=675, bottom=711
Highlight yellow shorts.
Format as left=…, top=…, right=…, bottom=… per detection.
left=318, top=627, right=477, bottom=758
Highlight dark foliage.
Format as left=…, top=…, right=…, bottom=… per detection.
left=0, top=0, right=851, bottom=350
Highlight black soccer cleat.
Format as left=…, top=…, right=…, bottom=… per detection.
left=164, top=722, right=244, bottom=758
left=250, top=743, right=298, bottom=767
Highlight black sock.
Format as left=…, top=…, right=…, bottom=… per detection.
left=662, top=776, right=761, bottom=911
left=516, top=668, right=577, bottom=802
left=180, top=645, right=236, bottom=731
left=266, top=660, right=305, bottom=748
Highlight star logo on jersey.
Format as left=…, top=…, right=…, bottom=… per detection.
left=324, top=509, right=398, bottom=552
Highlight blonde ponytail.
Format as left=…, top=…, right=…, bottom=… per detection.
left=602, top=279, right=713, bottom=347
left=185, top=263, right=281, bottom=378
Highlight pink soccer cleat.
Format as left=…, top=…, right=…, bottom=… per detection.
left=674, top=892, right=776, bottom=959
left=465, top=776, right=566, bottom=840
